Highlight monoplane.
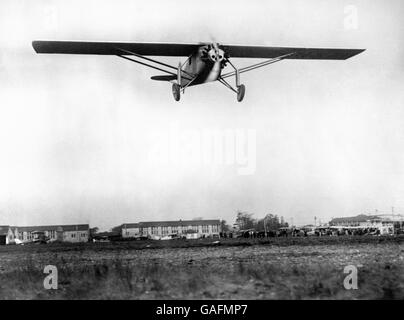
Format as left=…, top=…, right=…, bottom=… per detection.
left=32, top=40, right=365, bottom=101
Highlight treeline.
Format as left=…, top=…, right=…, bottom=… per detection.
left=221, top=211, right=289, bottom=232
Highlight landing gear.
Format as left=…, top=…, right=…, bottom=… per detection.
left=172, top=83, right=181, bottom=101
left=237, top=84, right=245, bottom=102
left=218, top=59, right=247, bottom=102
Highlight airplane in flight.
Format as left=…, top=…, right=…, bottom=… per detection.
left=32, top=40, right=365, bottom=102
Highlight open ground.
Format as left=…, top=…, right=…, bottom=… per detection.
left=0, top=236, right=403, bottom=299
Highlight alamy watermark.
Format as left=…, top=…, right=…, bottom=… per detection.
left=148, top=123, right=257, bottom=175
left=344, top=5, right=359, bottom=30
left=42, top=5, right=59, bottom=30
left=343, top=265, right=360, bottom=290
left=43, top=265, right=58, bottom=290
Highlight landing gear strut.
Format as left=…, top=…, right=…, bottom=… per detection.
left=172, top=62, right=182, bottom=101
left=234, top=68, right=246, bottom=102
left=218, top=60, right=246, bottom=102
left=171, top=59, right=199, bottom=101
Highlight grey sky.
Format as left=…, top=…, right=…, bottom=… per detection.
left=1, top=0, right=404, bottom=230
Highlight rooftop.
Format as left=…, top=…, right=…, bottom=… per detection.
left=330, top=214, right=404, bottom=224
left=13, top=224, right=89, bottom=232
left=0, top=225, right=10, bottom=236
left=330, top=215, right=372, bottom=224
left=122, top=219, right=221, bottom=228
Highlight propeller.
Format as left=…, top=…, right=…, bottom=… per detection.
left=199, top=40, right=227, bottom=67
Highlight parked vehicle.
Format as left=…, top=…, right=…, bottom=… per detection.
left=31, top=231, right=50, bottom=244
left=148, top=234, right=161, bottom=240
left=161, top=233, right=181, bottom=240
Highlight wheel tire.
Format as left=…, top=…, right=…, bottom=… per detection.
left=237, top=84, right=245, bottom=102
left=172, top=83, right=181, bottom=101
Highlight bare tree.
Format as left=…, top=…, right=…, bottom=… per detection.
left=220, top=220, right=230, bottom=232
left=235, top=211, right=255, bottom=230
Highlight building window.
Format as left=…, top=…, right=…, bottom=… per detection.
left=162, top=226, right=169, bottom=235
left=202, top=225, right=209, bottom=233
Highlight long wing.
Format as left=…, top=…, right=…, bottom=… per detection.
left=223, top=45, right=365, bottom=60
left=32, top=40, right=365, bottom=60
left=32, top=40, right=200, bottom=57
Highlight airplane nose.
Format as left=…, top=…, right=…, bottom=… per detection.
left=216, top=49, right=224, bottom=62
left=207, top=44, right=224, bottom=62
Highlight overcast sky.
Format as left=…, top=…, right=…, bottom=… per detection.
left=1, top=0, right=404, bottom=230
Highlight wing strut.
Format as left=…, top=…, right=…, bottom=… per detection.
left=218, top=52, right=295, bottom=102
left=115, top=47, right=194, bottom=80
left=221, top=52, right=295, bottom=79
left=117, top=54, right=178, bottom=77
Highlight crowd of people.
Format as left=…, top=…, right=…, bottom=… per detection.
left=219, top=226, right=399, bottom=238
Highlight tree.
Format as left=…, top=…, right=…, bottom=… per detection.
left=255, top=218, right=265, bottom=231
left=89, top=227, right=99, bottom=236
left=88, top=227, right=99, bottom=242
left=235, top=211, right=255, bottom=230
left=232, top=211, right=289, bottom=232
left=257, top=214, right=289, bottom=231
left=220, top=220, right=230, bottom=232
left=111, top=225, right=123, bottom=233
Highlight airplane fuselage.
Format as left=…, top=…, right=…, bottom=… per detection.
left=181, top=44, right=225, bottom=86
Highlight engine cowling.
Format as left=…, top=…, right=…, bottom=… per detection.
left=200, top=43, right=226, bottom=64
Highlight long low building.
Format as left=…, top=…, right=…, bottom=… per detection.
left=121, top=219, right=221, bottom=239
left=0, top=224, right=90, bottom=244
left=329, top=214, right=404, bottom=234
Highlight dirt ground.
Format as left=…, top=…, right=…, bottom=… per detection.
left=0, top=237, right=403, bottom=299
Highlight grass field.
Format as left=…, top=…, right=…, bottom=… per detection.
left=0, top=236, right=403, bottom=299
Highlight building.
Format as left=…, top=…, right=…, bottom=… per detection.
left=121, top=219, right=221, bottom=239
left=329, top=215, right=374, bottom=227
left=121, top=223, right=141, bottom=238
left=92, top=231, right=121, bottom=242
left=0, top=226, right=15, bottom=245
left=329, top=214, right=404, bottom=235
left=12, top=224, right=90, bottom=243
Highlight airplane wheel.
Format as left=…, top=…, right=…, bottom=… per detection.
left=172, top=83, right=181, bottom=101
left=237, top=84, right=245, bottom=102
